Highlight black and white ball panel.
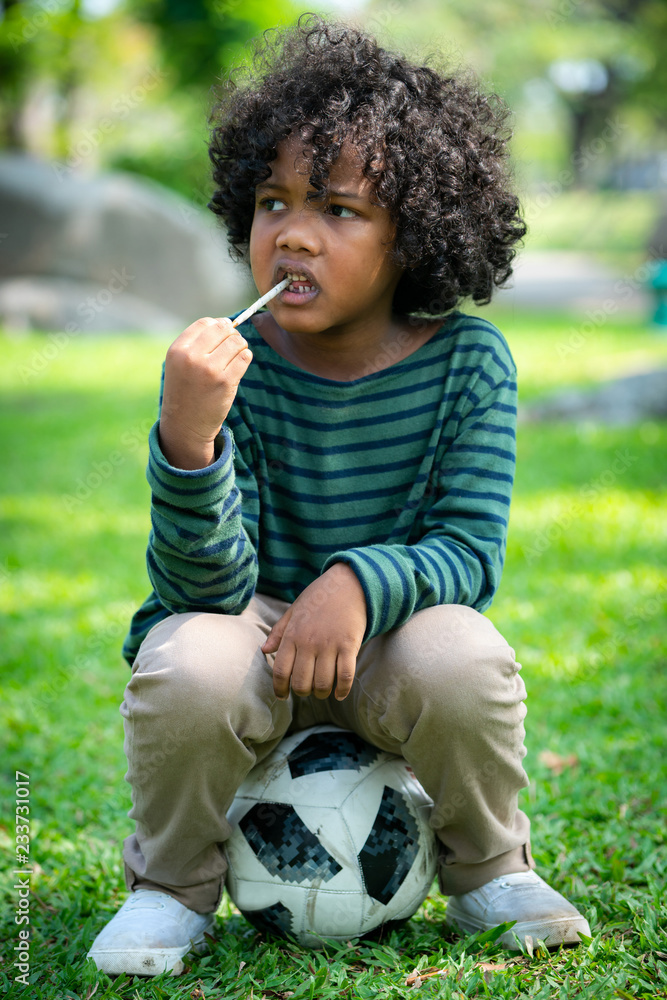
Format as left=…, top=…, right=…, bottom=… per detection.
left=358, top=785, right=420, bottom=905
left=239, top=802, right=343, bottom=884
left=287, top=730, right=382, bottom=778
left=224, top=725, right=437, bottom=946
left=242, top=900, right=293, bottom=938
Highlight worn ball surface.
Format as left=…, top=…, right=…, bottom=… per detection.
left=224, top=725, right=438, bottom=946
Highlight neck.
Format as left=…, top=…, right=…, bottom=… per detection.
left=254, top=313, right=443, bottom=382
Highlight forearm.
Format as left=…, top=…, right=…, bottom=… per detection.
left=147, top=529, right=258, bottom=613
left=158, top=419, right=216, bottom=471
left=322, top=533, right=495, bottom=642
left=145, top=421, right=259, bottom=613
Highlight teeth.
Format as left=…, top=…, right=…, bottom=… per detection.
left=284, top=271, right=315, bottom=293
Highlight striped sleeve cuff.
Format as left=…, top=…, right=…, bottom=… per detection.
left=321, top=546, right=440, bottom=643
left=146, top=421, right=235, bottom=511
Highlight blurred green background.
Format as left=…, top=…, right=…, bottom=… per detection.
left=1, top=0, right=666, bottom=274
left=1, top=4, right=667, bottom=996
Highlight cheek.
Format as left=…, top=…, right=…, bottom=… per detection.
left=249, top=215, right=267, bottom=268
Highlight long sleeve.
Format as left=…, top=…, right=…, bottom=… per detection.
left=144, top=420, right=259, bottom=614
left=321, top=370, right=517, bottom=642
left=124, top=310, right=517, bottom=665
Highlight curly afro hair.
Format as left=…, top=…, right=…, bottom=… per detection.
left=207, top=13, right=526, bottom=316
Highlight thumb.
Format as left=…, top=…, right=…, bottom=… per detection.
left=261, top=611, right=289, bottom=652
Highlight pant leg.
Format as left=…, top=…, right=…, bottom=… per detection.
left=120, top=592, right=292, bottom=913
left=293, top=603, right=534, bottom=896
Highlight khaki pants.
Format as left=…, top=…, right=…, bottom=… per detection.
left=120, top=593, right=533, bottom=914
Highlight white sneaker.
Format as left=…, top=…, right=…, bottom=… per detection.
left=445, top=871, right=591, bottom=950
left=87, top=889, right=215, bottom=976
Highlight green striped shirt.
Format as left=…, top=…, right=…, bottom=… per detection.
left=122, top=309, right=517, bottom=666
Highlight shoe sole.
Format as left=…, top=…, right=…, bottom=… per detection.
left=445, top=903, right=591, bottom=950
left=87, top=931, right=211, bottom=977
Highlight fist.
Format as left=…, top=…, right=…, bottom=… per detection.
left=159, top=317, right=253, bottom=469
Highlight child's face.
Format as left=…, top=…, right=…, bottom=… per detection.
left=249, top=134, right=404, bottom=338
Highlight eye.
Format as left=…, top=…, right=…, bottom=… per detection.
left=259, top=197, right=286, bottom=211
left=329, top=204, right=357, bottom=219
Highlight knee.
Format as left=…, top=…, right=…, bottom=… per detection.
left=127, top=612, right=273, bottom=723
left=375, top=604, right=523, bottom=724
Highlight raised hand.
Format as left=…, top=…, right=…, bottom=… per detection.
left=159, top=317, right=253, bottom=470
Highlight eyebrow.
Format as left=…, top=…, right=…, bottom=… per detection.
left=328, top=189, right=366, bottom=201
left=255, top=180, right=365, bottom=201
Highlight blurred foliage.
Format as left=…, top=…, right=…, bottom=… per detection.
left=0, top=0, right=301, bottom=201
left=366, top=0, right=667, bottom=185
left=523, top=190, right=657, bottom=252
left=131, top=0, right=301, bottom=91
left=0, top=0, right=665, bottom=211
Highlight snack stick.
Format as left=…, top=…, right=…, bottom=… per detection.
left=231, top=278, right=290, bottom=328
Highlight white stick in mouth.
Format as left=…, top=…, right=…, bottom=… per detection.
left=231, top=277, right=290, bottom=328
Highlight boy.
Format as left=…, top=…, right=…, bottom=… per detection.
left=87, top=14, right=591, bottom=976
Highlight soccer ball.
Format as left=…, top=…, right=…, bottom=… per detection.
left=224, top=725, right=438, bottom=947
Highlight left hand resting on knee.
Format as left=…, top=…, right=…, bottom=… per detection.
left=261, top=563, right=367, bottom=702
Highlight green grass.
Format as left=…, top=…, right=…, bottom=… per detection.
left=1, top=314, right=666, bottom=998
left=519, top=191, right=660, bottom=263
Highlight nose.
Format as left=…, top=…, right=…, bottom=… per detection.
left=276, top=207, right=321, bottom=255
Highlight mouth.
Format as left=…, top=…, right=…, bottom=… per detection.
left=276, top=265, right=319, bottom=296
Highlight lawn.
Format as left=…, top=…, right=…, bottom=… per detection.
left=0, top=312, right=666, bottom=999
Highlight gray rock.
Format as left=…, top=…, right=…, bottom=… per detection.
left=0, top=152, right=252, bottom=333
left=0, top=275, right=183, bottom=335
left=521, top=369, right=667, bottom=424
left=495, top=250, right=650, bottom=314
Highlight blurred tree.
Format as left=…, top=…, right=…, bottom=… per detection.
left=545, top=0, right=667, bottom=184
left=0, top=0, right=160, bottom=158
left=130, top=0, right=300, bottom=92
left=366, top=0, right=666, bottom=188
left=0, top=0, right=299, bottom=197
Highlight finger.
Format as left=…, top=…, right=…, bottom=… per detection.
left=334, top=648, right=357, bottom=701
left=272, top=641, right=296, bottom=701
left=261, top=631, right=280, bottom=653
left=290, top=648, right=317, bottom=699
left=166, top=322, right=251, bottom=377
left=262, top=609, right=291, bottom=653
left=207, top=319, right=251, bottom=360
left=312, top=650, right=337, bottom=700
left=170, top=316, right=236, bottom=353
left=191, top=326, right=254, bottom=388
